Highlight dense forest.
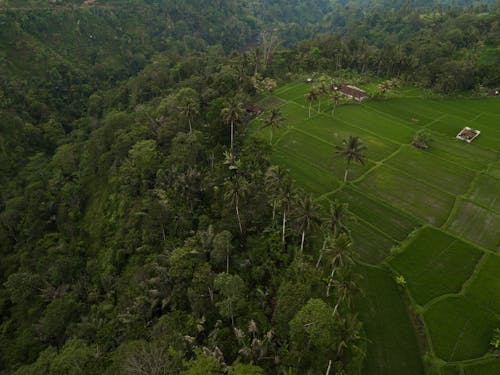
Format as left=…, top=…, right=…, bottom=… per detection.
left=0, top=0, right=499, bottom=374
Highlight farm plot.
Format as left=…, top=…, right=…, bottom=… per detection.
left=272, top=150, right=339, bottom=196
left=276, top=129, right=374, bottom=182
left=446, top=200, right=500, bottom=250
left=487, top=161, right=500, bottom=179
left=463, top=359, right=500, bottom=375
left=390, top=227, right=484, bottom=305
left=424, top=296, right=499, bottom=361
left=427, top=134, right=497, bottom=171
left=297, top=114, right=400, bottom=161
left=385, top=145, right=476, bottom=195
left=273, top=82, right=310, bottom=101
left=365, top=98, right=443, bottom=126
left=343, top=214, right=396, bottom=264
left=337, top=105, right=415, bottom=143
left=468, top=174, right=500, bottom=213
left=464, top=254, right=500, bottom=313
left=333, top=186, right=421, bottom=241
left=357, top=165, right=455, bottom=226
left=355, top=265, right=425, bottom=375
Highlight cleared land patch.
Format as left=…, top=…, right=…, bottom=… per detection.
left=424, top=296, right=499, bottom=361
left=390, top=227, right=484, bottom=305
left=357, top=165, right=455, bottom=225
left=446, top=200, right=500, bottom=250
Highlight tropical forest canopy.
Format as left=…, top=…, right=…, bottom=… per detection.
left=0, top=0, right=499, bottom=374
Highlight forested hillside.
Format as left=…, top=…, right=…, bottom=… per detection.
left=0, top=0, right=499, bottom=374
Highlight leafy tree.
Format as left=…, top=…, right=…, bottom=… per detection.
left=335, top=136, right=367, bottom=182
left=214, top=273, right=247, bottom=327
left=412, top=129, right=432, bottom=150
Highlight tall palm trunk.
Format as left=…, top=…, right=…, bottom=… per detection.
left=235, top=197, right=243, bottom=234
left=230, top=120, right=234, bottom=151
left=300, top=230, right=306, bottom=253
left=282, top=208, right=287, bottom=243
left=269, top=129, right=273, bottom=145
left=316, top=237, right=327, bottom=268
left=326, top=266, right=336, bottom=297
left=343, top=160, right=351, bottom=182
left=308, top=103, right=312, bottom=118
left=188, top=118, right=192, bottom=133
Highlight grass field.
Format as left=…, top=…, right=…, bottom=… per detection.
left=390, top=227, right=484, bottom=306
left=252, top=81, right=500, bottom=374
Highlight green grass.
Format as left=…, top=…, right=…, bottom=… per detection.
left=357, top=165, right=455, bottom=226
left=254, top=81, right=500, bottom=373
left=272, top=150, right=339, bottom=196
left=385, top=145, right=475, bottom=195
left=463, top=359, right=500, bottom=375
left=332, top=186, right=421, bottom=241
left=464, top=254, right=500, bottom=313
left=447, top=200, right=500, bottom=250
left=441, top=365, right=462, bottom=375
left=424, top=296, right=500, bottom=361
left=344, top=214, right=396, bottom=264
left=468, top=174, right=500, bottom=213
left=355, top=264, right=425, bottom=375
left=390, top=227, right=484, bottom=305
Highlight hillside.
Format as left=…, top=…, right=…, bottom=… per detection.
left=0, top=1, right=499, bottom=374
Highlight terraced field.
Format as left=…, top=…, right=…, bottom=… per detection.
left=252, top=82, right=500, bottom=375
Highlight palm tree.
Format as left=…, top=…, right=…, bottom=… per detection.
left=335, top=136, right=367, bottom=182
left=330, top=90, right=342, bottom=117
left=279, top=177, right=295, bottom=243
left=305, top=89, right=318, bottom=118
left=178, top=98, right=199, bottom=133
left=261, top=108, right=285, bottom=145
left=224, top=175, right=249, bottom=234
left=293, top=193, right=321, bottom=254
left=324, top=234, right=353, bottom=297
left=316, top=200, right=350, bottom=268
left=323, top=200, right=350, bottom=239
left=265, top=165, right=289, bottom=224
left=221, top=98, right=244, bottom=151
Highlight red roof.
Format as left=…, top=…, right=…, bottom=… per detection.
left=337, top=84, right=367, bottom=99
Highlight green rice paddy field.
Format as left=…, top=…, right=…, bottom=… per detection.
left=252, top=82, right=500, bottom=375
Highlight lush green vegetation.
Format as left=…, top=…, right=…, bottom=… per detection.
left=1, top=0, right=499, bottom=374
left=251, top=76, right=500, bottom=374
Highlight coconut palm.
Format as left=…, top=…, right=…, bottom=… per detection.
left=316, top=200, right=350, bottom=268
left=324, top=234, right=353, bottom=297
left=279, top=176, right=295, bottom=243
left=221, top=98, right=244, bottom=151
left=335, top=136, right=367, bottom=182
left=305, top=89, right=318, bottom=118
left=293, top=192, right=321, bottom=254
left=330, top=90, right=342, bottom=117
left=261, top=108, right=285, bottom=145
left=323, top=200, right=350, bottom=239
left=265, top=165, right=289, bottom=224
left=178, top=97, right=199, bottom=133
left=224, top=175, right=249, bottom=234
